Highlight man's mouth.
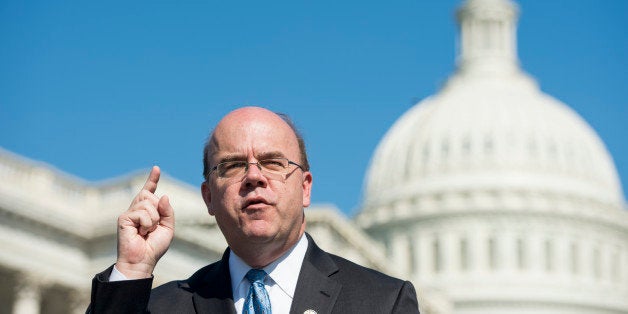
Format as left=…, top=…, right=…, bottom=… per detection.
left=243, top=196, right=270, bottom=209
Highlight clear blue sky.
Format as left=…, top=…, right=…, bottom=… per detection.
left=1, top=0, right=627, bottom=215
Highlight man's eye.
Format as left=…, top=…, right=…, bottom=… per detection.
left=219, top=162, right=246, bottom=175
left=224, top=162, right=245, bottom=170
left=260, top=159, right=286, bottom=170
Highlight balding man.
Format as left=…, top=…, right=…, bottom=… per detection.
left=88, top=107, right=419, bottom=313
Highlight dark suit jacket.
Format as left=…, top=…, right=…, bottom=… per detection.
left=89, top=234, right=419, bottom=313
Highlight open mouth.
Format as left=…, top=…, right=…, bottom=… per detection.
left=243, top=197, right=269, bottom=209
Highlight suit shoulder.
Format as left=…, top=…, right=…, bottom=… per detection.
left=328, top=253, right=402, bottom=282
left=328, top=253, right=409, bottom=288
left=324, top=253, right=419, bottom=313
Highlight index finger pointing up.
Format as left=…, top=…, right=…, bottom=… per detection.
left=143, top=166, right=161, bottom=193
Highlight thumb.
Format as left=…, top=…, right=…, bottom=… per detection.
left=157, top=195, right=175, bottom=229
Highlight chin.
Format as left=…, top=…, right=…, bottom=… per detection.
left=243, top=222, right=277, bottom=241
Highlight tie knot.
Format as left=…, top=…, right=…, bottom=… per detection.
left=245, top=269, right=267, bottom=284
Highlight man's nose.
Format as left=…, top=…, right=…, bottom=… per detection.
left=243, top=162, right=268, bottom=187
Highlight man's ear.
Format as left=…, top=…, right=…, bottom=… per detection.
left=301, top=171, right=313, bottom=208
left=201, top=181, right=215, bottom=215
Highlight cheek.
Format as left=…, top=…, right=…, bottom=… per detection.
left=211, top=184, right=240, bottom=213
left=274, top=181, right=303, bottom=210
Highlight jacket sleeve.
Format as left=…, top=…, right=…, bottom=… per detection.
left=86, top=265, right=153, bottom=314
left=392, top=280, right=420, bottom=313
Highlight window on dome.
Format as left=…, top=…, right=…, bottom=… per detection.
left=592, top=246, right=601, bottom=279
left=480, top=20, right=494, bottom=50
left=423, top=145, right=430, bottom=160
left=570, top=242, right=579, bottom=274
left=422, top=143, right=430, bottom=171
left=611, top=248, right=620, bottom=283
left=544, top=240, right=554, bottom=272
left=506, top=131, right=516, bottom=153
left=405, top=149, right=414, bottom=180
left=462, top=136, right=471, bottom=155
left=441, top=139, right=450, bottom=158
left=460, top=238, right=469, bottom=271
left=488, top=237, right=497, bottom=270
left=433, top=238, right=442, bottom=273
left=516, top=238, right=526, bottom=270
left=497, top=20, right=505, bottom=50
left=484, top=136, right=494, bottom=155
left=527, top=138, right=537, bottom=157
left=565, top=143, right=576, bottom=168
left=548, top=141, right=558, bottom=159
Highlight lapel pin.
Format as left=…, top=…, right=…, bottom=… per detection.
left=304, top=310, right=317, bottom=314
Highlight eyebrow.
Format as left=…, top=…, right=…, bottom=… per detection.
left=214, top=154, right=246, bottom=165
left=257, top=151, right=286, bottom=160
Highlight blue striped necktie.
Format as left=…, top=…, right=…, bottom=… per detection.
left=243, top=269, right=272, bottom=314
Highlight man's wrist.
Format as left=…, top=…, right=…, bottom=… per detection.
left=114, top=261, right=154, bottom=280
left=109, top=265, right=130, bottom=282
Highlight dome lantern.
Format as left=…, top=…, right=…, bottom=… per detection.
left=456, top=0, right=520, bottom=75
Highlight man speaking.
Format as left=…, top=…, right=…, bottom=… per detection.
left=88, top=107, right=420, bottom=313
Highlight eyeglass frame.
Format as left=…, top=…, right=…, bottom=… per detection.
left=207, top=157, right=305, bottom=180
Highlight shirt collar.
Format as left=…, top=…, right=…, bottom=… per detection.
left=229, top=234, right=309, bottom=298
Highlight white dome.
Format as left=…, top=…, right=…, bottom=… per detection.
left=360, top=0, right=623, bottom=222
left=357, top=1, right=628, bottom=313
left=361, top=71, right=623, bottom=215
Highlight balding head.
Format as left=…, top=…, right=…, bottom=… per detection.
left=202, top=107, right=309, bottom=180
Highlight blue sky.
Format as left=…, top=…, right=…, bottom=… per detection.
left=1, top=0, right=627, bottom=215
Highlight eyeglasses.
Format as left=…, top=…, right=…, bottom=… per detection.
left=208, top=158, right=304, bottom=181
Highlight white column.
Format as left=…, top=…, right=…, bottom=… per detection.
left=418, top=232, right=432, bottom=278
left=13, top=277, right=40, bottom=314
left=471, top=228, right=487, bottom=275
left=442, top=232, right=457, bottom=274
left=527, top=232, right=542, bottom=275
left=499, top=230, right=514, bottom=272
left=391, top=232, right=410, bottom=275
left=412, top=236, right=422, bottom=278
left=555, top=235, right=569, bottom=280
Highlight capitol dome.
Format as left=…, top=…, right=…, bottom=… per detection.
left=357, top=0, right=628, bottom=313
left=361, top=0, right=623, bottom=219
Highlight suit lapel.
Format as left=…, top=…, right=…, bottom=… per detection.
left=189, top=249, right=237, bottom=314
left=290, top=234, right=341, bottom=314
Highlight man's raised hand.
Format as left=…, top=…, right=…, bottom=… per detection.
left=115, top=166, right=175, bottom=279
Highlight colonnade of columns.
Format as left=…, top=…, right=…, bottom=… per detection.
left=0, top=269, right=88, bottom=314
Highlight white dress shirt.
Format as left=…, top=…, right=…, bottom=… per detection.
left=230, top=235, right=309, bottom=314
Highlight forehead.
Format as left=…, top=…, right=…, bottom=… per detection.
left=209, top=109, right=300, bottom=161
